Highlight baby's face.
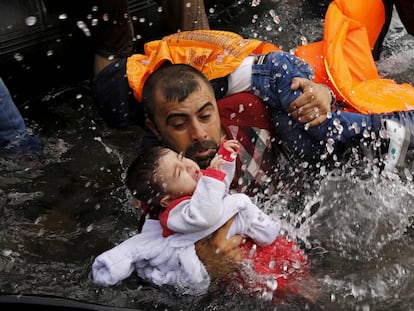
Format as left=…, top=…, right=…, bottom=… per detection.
left=155, top=149, right=202, bottom=199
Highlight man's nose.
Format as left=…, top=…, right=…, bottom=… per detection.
left=190, top=120, right=208, bottom=141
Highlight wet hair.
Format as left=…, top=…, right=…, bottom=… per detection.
left=142, top=63, right=214, bottom=122
left=126, top=146, right=170, bottom=218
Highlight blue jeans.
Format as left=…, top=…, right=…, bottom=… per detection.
left=0, top=78, right=27, bottom=145
left=251, top=51, right=414, bottom=158
left=0, top=78, right=42, bottom=155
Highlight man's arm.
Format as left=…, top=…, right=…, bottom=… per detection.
left=195, top=217, right=243, bottom=279
left=288, top=77, right=333, bottom=127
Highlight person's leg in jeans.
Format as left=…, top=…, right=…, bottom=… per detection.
left=251, top=51, right=329, bottom=158
left=0, top=78, right=42, bottom=155
left=92, top=58, right=144, bottom=128
left=91, top=0, right=140, bottom=128
left=251, top=51, right=412, bottom=170
left=0, top=78, right=27, bottom=145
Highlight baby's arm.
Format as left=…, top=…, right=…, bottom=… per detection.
left=224, top=193, right=281, bottom=246
left=210, top=139, right=239, bottom=191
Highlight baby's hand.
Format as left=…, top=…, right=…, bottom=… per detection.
left=222, top=139, right=240, bottom=155
left=209, top=154, right=224, bottom=170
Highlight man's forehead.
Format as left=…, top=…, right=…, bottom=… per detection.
left=157, top=93, right=215, bottom=116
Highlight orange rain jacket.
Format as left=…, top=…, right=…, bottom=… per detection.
left=295, top=0, right=414, bottom=113
left=127, top=30, right=279, bottom=102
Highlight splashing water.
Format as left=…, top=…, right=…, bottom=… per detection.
left=1, top=1, right=414, bottom=310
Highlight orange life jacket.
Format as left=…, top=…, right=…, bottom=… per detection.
left=127, top=30, right=279, bottom=102
left=295, top=0, right=414, bottom=113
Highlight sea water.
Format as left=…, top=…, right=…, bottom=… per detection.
left=1, top=1, right=413, bottom=310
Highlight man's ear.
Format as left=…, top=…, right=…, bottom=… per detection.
left=131, top=198, right=141, bottom=209
left=160, top=195, right=173, bottom=209
left=145, top=117, right=162, bottom=140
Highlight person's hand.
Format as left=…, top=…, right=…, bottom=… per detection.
left=222, top=139, right=240, bottom=154
left=289, top=77, right=333, bottom=127
left=195, top=217, right=243, bottom=279
left=209, top=154, right=224, bottom=169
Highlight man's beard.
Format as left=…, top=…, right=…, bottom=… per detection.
left=185, top=140, right=218, bottom=169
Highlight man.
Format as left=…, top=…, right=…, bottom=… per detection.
left=89, top=0, right=318, bottom=278
left=91, top=1, right=412, bottom=278
left=138, top=63, right=414, bottom=278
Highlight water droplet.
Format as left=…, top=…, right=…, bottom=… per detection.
left=300, top=36, right=308, bottom=45
left=25, top=16, right=37, bottom=26
left=37, top=228, right=45, bottom=237
left=76, top=21, right=91, bottom=36
left=248, top=243, right=257, bottom=258
left=2, top=249, right=12, bottom=257
left=14, top=53, right=24, bottom=62
left=266, top=278, right=278, bottom=291
left=251, top=0, right=261, bottom=7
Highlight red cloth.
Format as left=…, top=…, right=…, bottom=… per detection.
left=223, top=236, right=308, bottom=300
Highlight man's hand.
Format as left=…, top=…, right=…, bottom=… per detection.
left=195, top=217, right=243, bottom=279
left=289, top=77, right=333, bottom=127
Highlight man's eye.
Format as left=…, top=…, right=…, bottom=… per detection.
left=199, top=114, right=211, bottom=121
left=171, top=121, right=187, bottom=130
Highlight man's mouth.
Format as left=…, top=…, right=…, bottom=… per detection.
left=193, top=147, right=215, bottom=158
left=186, top=141, right=218, bottom=168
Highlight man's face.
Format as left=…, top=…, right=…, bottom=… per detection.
left=147, top=80, right=222, bottom=168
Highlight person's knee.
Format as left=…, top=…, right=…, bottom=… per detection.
left=271, top=51, right=314, bottom=80
left=93, top=54, right=119, bottom=77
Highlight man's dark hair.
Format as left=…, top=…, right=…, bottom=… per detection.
left=142, top=63, right=214, bottom=122
left=126, top=146, right=170, bottom=216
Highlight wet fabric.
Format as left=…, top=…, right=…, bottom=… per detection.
left=126, top=30, right=279, bottom=101
left=223, top=236, right=308, bottom=300
left=0, top=78, right=42, bottom=156
left=295, top=0, right=414, bottom=114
